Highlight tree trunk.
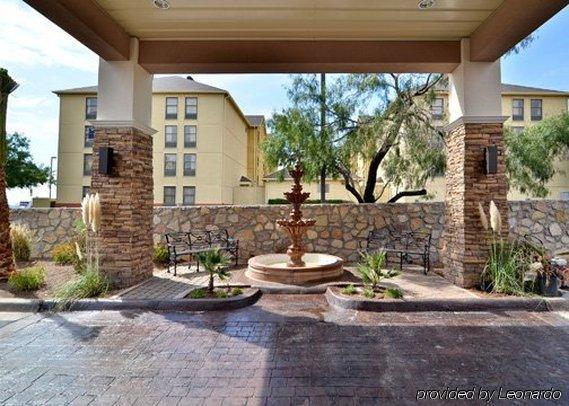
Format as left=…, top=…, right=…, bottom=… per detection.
left=0, top=169, right=14, bottom=279
left=388, top=189, right=427, bottom=203
left=208, top=274, right=214, bottom=292
left=319, top=73, right=327, bottom=203
left=320, top=165, right=326, bottom=202
left=0, top=93, right=14, bottom=280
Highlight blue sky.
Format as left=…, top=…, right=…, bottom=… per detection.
left=0, top=0, right=567, bottom=205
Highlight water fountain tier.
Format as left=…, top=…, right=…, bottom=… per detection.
left=246, top=163, right=344, bottom=284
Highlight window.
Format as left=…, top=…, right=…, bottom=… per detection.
left=511, top=126, right=524, bottom=135
left=561, top=191, right=569, bottom=201
left=512, top=99, right=524, bottom=121
left=85, top=97, right=97, bottom=120
left=430, top=98, right=444, bottom=120
left=531, top=99, right=542, bottom=121
left=83, top=154, right=93, bottom=176
left=164, top=154, right=177, bottom=176
left=84, top=126, right=95, bottom=147
left=82, top=186, right=90, bottom=198
left=165, top=125, right=177, bottom=148
left=185, top=97, right=197, bottom=119
left=184, top=125, right=197, bottom=148
left=184, top=154, right=196, bottom=176
left=183, top=186, right=196, bottom=205
left=165, top=97, right=178, bottom=119
left=163, top=187, right=176, bottom=206
left=316, top=183, right=330, bottom=194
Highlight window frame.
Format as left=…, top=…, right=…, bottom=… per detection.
left=184, top=125, right=197, bottom=148
left=430, top=97, right=444, bottom=120
left=163, top=186, right=176, bottom=206
left=164, top=154, right=177, bottom=177
left=164, top=125, right=178, bottom=148
left=183, top=186, right=196, bottom=206
left=83, top=154, right=93, bottom=176
left=183, top=153, right=196, bottom=177
left=530, top=99, right=543, bottom=121
left=512, top=98, right=524, bottom=121
left=85, top=97, right=97, bottom=120
left=185, top=97, right=198, bottom=119
left=165, top=97, right=178, bottom=120
left=84, top=125, right=95, bottom=148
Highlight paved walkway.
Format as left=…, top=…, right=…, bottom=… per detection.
left=1, top=295, right=568, bottom=405
left=115, top=266, right=477, bottom=300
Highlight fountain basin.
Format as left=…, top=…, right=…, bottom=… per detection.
left=246, top=253, right=344, bottom=284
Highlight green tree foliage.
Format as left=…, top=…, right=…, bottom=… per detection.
left=505, top=112, right=569, bottom=197
left=264, top=73, right=446, bottom=203
left=6, top=132, right=49, bottom=189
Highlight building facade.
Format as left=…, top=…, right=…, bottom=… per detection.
left=54, top=76, right=266, bottom=206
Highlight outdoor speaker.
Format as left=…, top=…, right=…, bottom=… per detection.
left=98, top=147, right=113, bottom=175
left=485, top=145, right=498, bottom=175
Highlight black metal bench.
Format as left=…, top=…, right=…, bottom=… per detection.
left=359, top=227, right=432, bottom=275
left=165, top=229, right=239, bottom=276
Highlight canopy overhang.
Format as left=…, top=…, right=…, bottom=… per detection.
left=24, top=0, right=567, bottom=73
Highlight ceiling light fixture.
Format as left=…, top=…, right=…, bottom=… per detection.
left=153, top=0, right=170, bottom=10
left=418, top=0, right=435, bottom=9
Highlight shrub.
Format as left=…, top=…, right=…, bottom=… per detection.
left=189, top=288, right=206, bottom=299
left=8, top=266, right=46, bottom=292
left=341, top=284, right=357, bottom=295
left=384, top=288, right=403, bottom=299
left=356, top=251, right=387, bottom=291
left=481, top=240, right=528, bottom=295
left=362, top=287, right=375, bottom=299
left=55, top=266, right=110, bottom=308
left=231, top=287, right=243, bottom=296
left=52, top=243, right=76, bottom=265
left=10, top=224, right=33, bottom=262
left=197, top=249, right=231, bottom=292
left=153, top=244, right=169, bottom=265
left=215, top=290, right=228, bottom=299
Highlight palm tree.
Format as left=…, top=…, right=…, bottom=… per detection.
left=196, top=249, right=231, bottom=293
left=0, top=68, right=19, bottom=280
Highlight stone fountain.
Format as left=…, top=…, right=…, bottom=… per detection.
left=246, top=163, right=344, bottom=284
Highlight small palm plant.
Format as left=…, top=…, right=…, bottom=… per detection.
left=356, top=251, right=398, bottom=292
left=197, top=249, right=231, bottom=293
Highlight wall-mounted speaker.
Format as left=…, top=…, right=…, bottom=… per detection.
left=98, top=147, right=113, bottom=175
left=485, top=145, right=498, bottom=175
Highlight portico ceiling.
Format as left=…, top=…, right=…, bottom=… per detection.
left=24, top=0, right=568, bottom=73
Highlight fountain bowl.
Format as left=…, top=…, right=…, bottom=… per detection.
left=246, top=253, right=344, bottom=284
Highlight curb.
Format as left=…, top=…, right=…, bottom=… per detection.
left=325, top=287, right=567, bottom=312
left=0, top=289, right=262, bottom=312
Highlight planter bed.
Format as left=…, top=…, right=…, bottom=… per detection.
left=325, top=286, right=567, bottom=312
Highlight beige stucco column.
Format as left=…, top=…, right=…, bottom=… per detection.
left=442, top=39, right=508, bottom=288
left=90, top=39, right=156, bottom=288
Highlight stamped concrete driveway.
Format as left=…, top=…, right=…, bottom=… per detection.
left=0, top=295, right=568, bottom=405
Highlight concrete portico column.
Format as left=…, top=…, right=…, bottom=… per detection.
left=443, top=39, right=508, bottom=288
left=90, top=39, right=156, bottom=288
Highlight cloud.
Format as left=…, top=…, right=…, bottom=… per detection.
left=0, top=0, right=98, bottom=72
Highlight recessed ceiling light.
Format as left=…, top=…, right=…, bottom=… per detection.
left=153, top=0, right=170, bottom=9
left=418, top=0, right=435, bottom=9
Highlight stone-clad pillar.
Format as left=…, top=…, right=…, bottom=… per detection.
left=443, top=120, right=508, bottom=287
left=89, top=39, right=155, bottom=288
left=442, top=39, right=508, bottom=287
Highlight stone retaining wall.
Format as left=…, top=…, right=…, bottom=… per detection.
left=9, top=200, right=568, bottom=263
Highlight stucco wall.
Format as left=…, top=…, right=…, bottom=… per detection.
left=9, top=200, right=568, bottom=263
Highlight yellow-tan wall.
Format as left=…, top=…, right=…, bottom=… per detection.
left=56, top=94, right=93, bottom=204
left=402, top=92, right=569, bottom=202
left=56, top=92, right=262, bottom=205
left=247, top=124, right=266, bottom=185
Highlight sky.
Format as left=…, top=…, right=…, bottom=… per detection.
left=0, top=0, right=567, bottom=206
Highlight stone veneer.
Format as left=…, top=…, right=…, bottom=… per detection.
left=89, top=126, right=154, bottom=288
left=10, top=200, right=568, bottom=285
left=443, top=122, right=509, bottom=288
